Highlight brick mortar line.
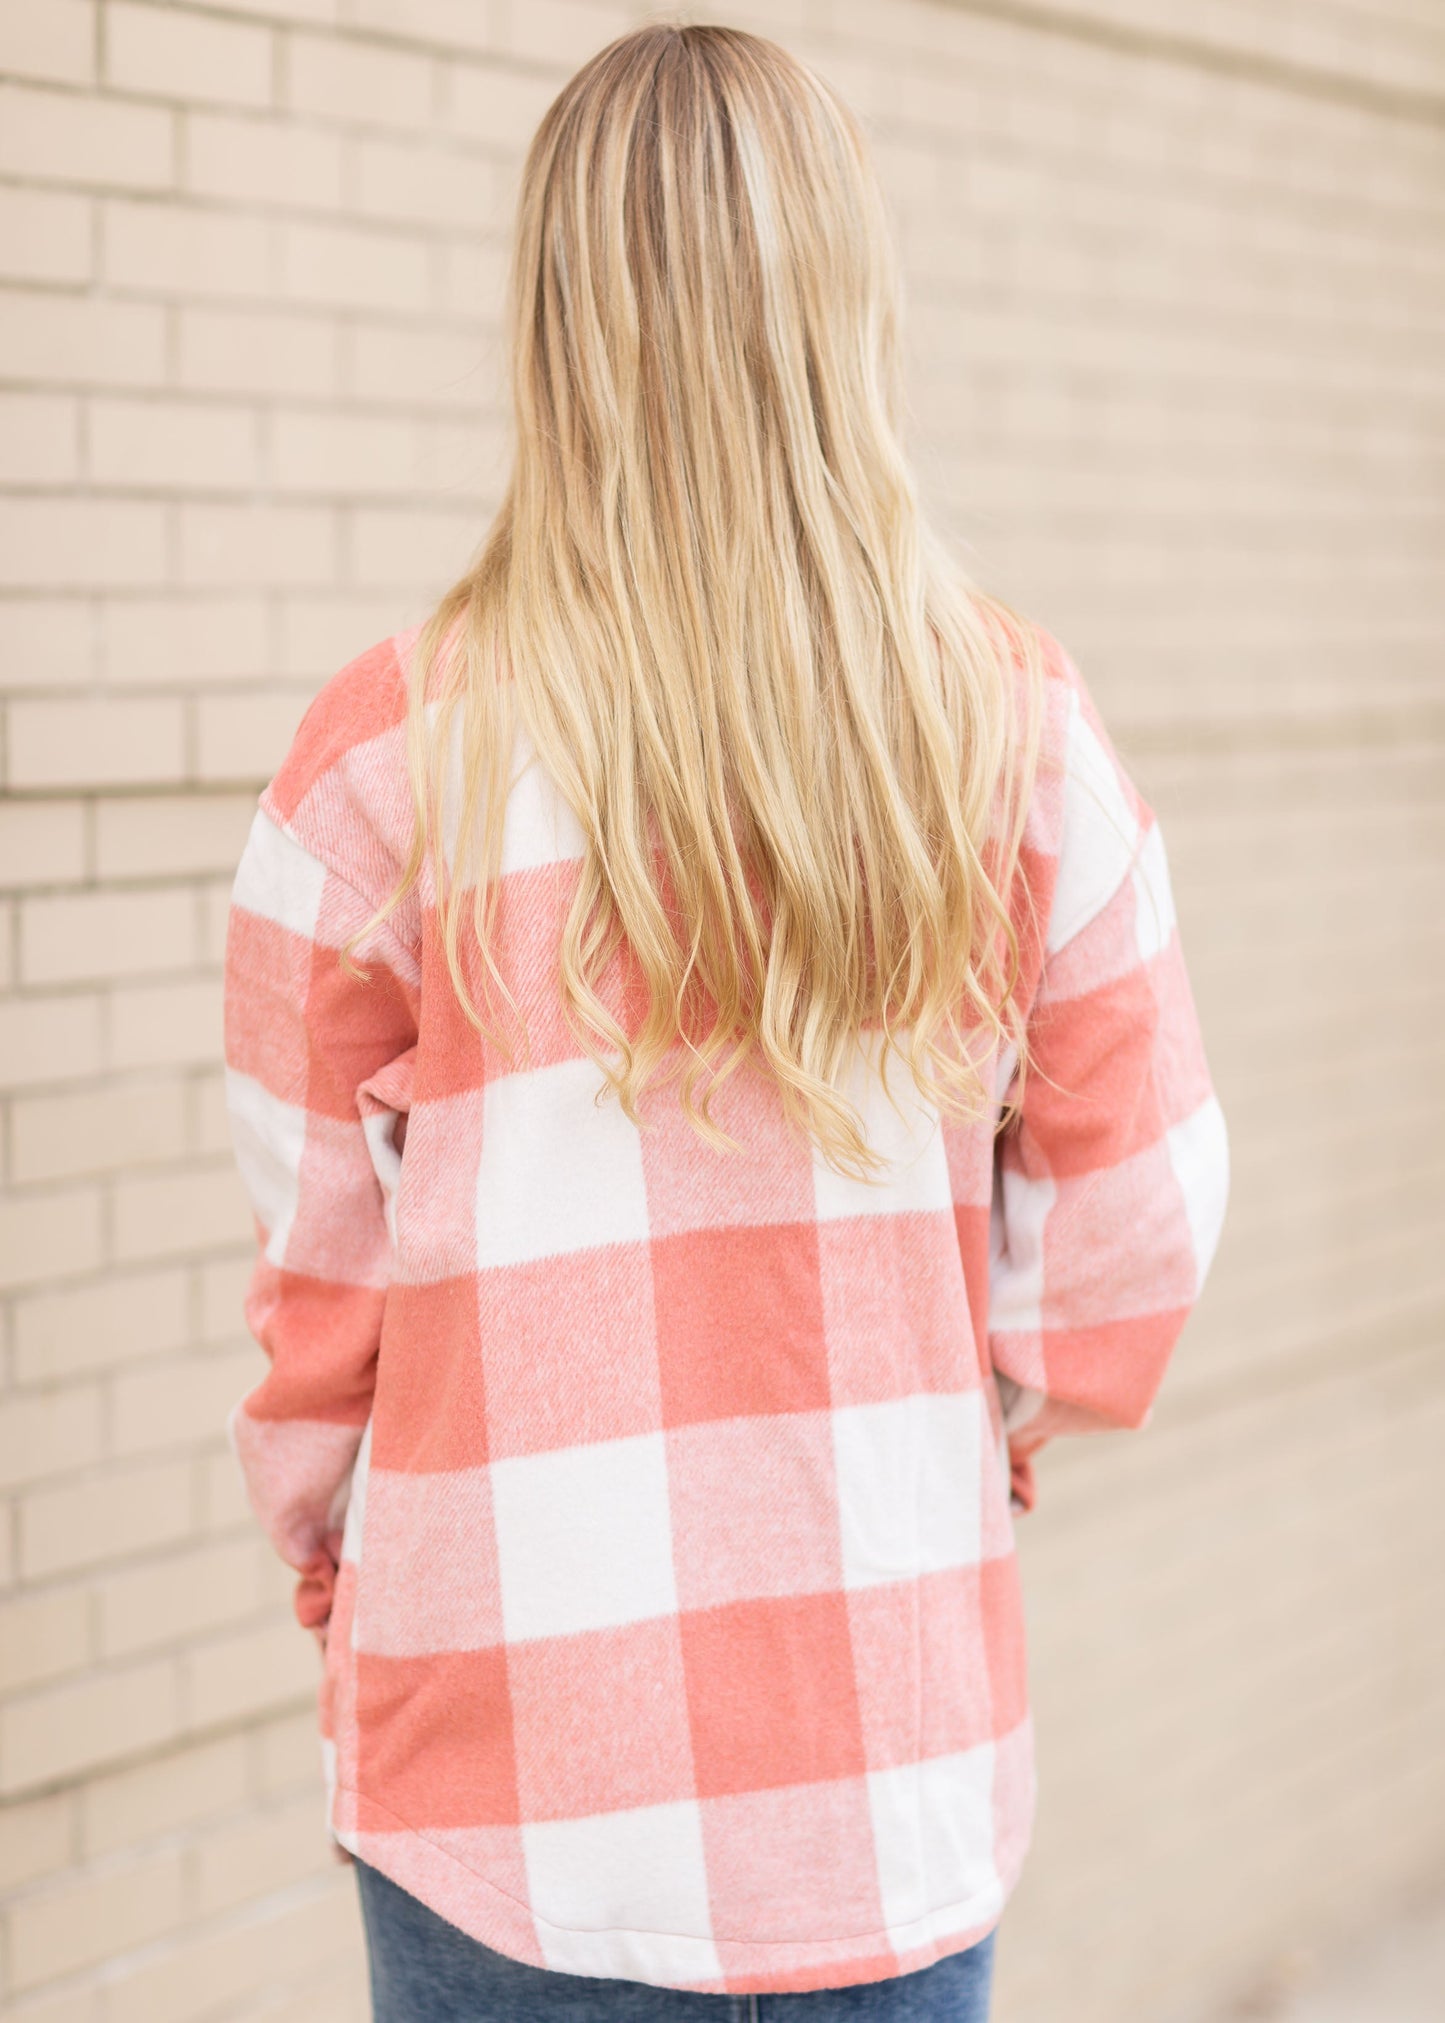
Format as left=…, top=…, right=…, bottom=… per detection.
left=1, top=1793, right=333, bottom=1900
left=6, top=1900, right=361, bottom=2023
left=0, top=1237, right=252, bottom=1291
left=0, top=771, right=290, bottom=789
left=1117, top=702, right=1445, bottom=755
left=6, top=1351, right=256, bottom=1396
left=90, top=0, right=1445, bottom=130
left=0, top=484, right=496, bottom=507
left=0, top=1692, right=315, bottom=1810
left=2, top=1856, right=349, bottom=1978
left=7, top=126, right=1445, bottom=247
left=0, top=169, right=520, bottom=247
left=11, top=10, right=576, bottom=94
left=930, top=0, right=1445, bottom=128
left=0, top=280, right=500, bottom=334
left=3, top=89, right=522, bottom=179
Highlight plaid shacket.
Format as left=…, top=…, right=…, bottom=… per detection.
left=223, top=625, right=1228, bottom=1996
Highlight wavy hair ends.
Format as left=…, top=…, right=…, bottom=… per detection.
left=372, top=21, right=1047, bottom=1180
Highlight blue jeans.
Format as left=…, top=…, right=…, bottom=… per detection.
left=355, top=1859, right=997, bottom=2021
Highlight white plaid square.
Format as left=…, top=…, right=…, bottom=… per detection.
left=812, top=1037, right=953, bottom=1222
left=501, top=735, right=588, bottom=874
left=231, top=808, right=328, bottom=938
left=988, top=1165, right=1054, bottom=1335
left=1130, top=819, right=1176, bottom=962
left=867, top=1743, right=1000, bottom=1941
left=1167, top=1093, right=1230, bottom=1294
left=224, top=1069, right=307, bottom=1265
left=523, top=1800, right=722, bottom=1985
left=832, top=1392, right=985, bottom=1589
left=1048, top=691, right=1141, bottom=953
left=476, top=1055, right=651, bottom=1268
left=489, top=1431, right=678, bottom=1641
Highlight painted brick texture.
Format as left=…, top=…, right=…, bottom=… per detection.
left=0, top=2, right=1441, bottom=2020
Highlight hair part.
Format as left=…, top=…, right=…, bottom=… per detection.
left=366, top=21, right=1046, bottom=1178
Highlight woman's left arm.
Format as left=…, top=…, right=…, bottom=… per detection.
left=988, top=652, right=1231, bottom=1511
left=223, top=802, right=418, bottom=1639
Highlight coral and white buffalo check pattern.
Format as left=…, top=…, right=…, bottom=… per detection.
left=223, top=627, right=1229, bottom=1996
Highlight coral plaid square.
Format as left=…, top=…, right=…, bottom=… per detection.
left=284, top=1113, right=396, bottom=1282
left=392, top=1091, right=486, bottom=1285
left=370, top=1276, right=486, bottom=1471
left=304, top=943, right=418, bottom=1121
left=652, top=1221, right=830, bottom=1427
left=411, top=938, right=488, bottom=1103
left=666, top=1410, right=843, bottom=1611
left=1043, top=1143, right=1198, bottom=1324
left=698, top=1779, right=885, bottom=1944
left=225, top=911, right=310, bottom=1100
left=980, top=1555, right=1029, bottom=1735
left=508, top=1617, right=696, bottom=1819
left=681, top=1591, right=866, bottom=1798
left=817, top=1212, right=980, bottom=1407
left=353, top=1467, right=504, bottom=1657
left=477, top=1244, right=663, bottom=1459
left=355, top=1647, right=518, bottom=1829
left=368, top=1278, right=487, bottom=1472
left=848, top=1568, right=994, bottom=1770
left=638, top=1053, right=817, bottom=1236
left=476, top=863, right=588, bottom=1081
left=230, top=1271, right=381, bottom=1426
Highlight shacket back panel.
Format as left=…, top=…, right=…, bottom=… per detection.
left=221, top=625, right=1228, bottom=1996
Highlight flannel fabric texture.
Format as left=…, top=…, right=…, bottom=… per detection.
left=223, top=625, right=1229, bottom=1996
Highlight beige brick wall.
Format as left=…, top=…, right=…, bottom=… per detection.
left=0, top=3, right=1440, bottom=2020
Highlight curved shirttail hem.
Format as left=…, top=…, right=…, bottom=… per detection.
left=328, top=1780, right=1020, bottom=1997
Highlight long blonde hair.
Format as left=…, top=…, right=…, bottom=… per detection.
left=375, top=22, right=1045, bottom=1178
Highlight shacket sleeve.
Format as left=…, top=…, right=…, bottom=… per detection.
left=988, top=656, right=1230, bottom=1513
left=223, top=796, right=419, bottom=1634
